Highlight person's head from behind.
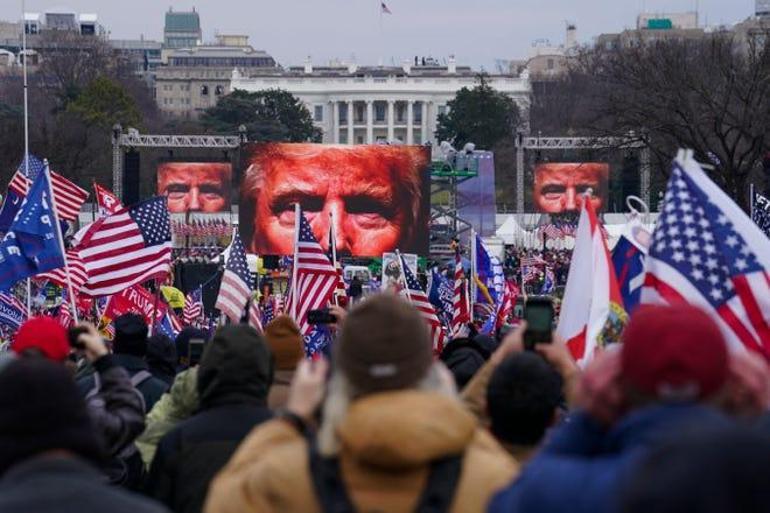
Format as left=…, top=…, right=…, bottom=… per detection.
left=197, top=324, right=274, bottom=409
left=0, top=358, right=102, bottom=476
left=146, top=334, right=177, bottom=375
left=320, top=293, right=454, bottom=454
left=621, top=424, right=770, bottom=513
left=112, top=313, right=149, bottom=358
left=263, top=315, right=303, bottom=372
left=487, top=352, right=563, bottom=448
left=11, top=317, right=70, bottom=363
left=621, top=304, right=728, bottom=407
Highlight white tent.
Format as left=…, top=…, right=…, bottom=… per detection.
left=495, top=215, right=529, bottom=245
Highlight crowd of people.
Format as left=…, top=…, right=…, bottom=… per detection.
left=0, top=293, right=769, bottom=513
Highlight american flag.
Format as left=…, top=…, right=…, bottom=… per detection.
left=496, top=281, right=518, bottom=329
left=542, top=224, right=563, bottom=239
left=262, top=298, right=275, bottom=326
left=183, top=286, right=203, bottom=325
left=9, top=156, right=89, bottom=221
left=642, top=154, right=770, bottom=359
left=36, top=248, right=89, bottom=293
left=451, top=248, right=470, bottom=332
left=288, top=210, right=338, bottom=337
left=328, top=225, right=347, bottom=302
left=248, top=298, right=263, bottom=332
left=77, top=197, right=172, bottom=297
left=399, top=253, right=446, bottom=353
left=751, top=191, right=770, bottom=238
left=215, top=230, right=253, bottom=323
left=520, top=255, right=546, bottom=267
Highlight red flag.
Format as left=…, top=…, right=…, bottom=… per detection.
left=94, top=183, right=123, bottom=217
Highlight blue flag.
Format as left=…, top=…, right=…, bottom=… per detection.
left=0, top=155, right=46, bottom=232
left=427, top=267, right=453, bottom=327
left=611, top=235, right=646, bottom=314
left=305, top=324, right=332, bottom=358
left=0, top=292, right=26, bottom=330
left=474, top=235, right=504, bottom=305
left=157, top=312, right=180, bottom=339
left=0, top=165, right=64, bottom=290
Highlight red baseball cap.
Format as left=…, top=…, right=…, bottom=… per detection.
left=621, top=304, right=728, bottom=401
left=12, top=317, right=70, bottom=363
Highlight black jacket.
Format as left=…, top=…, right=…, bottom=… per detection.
left=0, top=456, right=168, bottom=513
left=145, top=324, right=274, bottom=513
left=78, top=354, right=169, bottom=412
left=85, top=355, right=146, bottom=456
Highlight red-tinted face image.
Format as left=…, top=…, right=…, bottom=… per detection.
left=533, top=163, right=609, bottom=213
left=239, top=143, right=430, bottom=257
left=157, top=162, right=232, bottom=213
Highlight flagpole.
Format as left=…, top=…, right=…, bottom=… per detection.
left=750, top=183, right=755, bottom=218
left=329, top=211, right=339, bottom=306
left=43, top=161, right=79, bottom=324
left=394, top=249, right=412, bottom=303
left=22, top=0, right=31, bottom=317
left=470, top=230, right=477, bottom=322
left=291, top=203, right=300, bottom=321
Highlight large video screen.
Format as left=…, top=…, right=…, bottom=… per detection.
left=533, top=162, right=609, bottom=214
left=239, top=143, right=431, bottom=257
left=157, top=162, right=232, bottom=214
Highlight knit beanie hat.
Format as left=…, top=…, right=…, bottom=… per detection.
left=0, top=358, right=102, bottom=476
left=264, top=315, right=303, bottom=370
left=112, top=313, right=148, bottom=357
left=622, top=304, right=728, bottom=401
left=335, top=294, right=433, bottom=395
left=12, top=316, right=70, bottom=362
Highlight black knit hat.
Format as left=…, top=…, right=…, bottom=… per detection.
left=0, top=358, right=103, bottom=476
left=112, top=313, right=149, bottom=357
left=335, top=294, right=433, bottom=395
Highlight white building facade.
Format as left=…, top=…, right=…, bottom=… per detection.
left=230, top=58, right=530, bottom=146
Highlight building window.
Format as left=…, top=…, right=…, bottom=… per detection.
left=438, top=105, right=448, bottom=116
left=340, top=131, right=348, bottom=144
left=396, top=104, right=405, bottom=123
left=314, top=105, right=324, bottom=122
left=547, top=58, right=555, bottom=70
left=414, top=103, right=423, bottom=123
left=356, top=104, right=364, bottom=123
left=201, top=85, right=209, bottom=96
left=357, top=135, right=364, bottom=144
left=339, top=103, right=347, bottom=123
left=215, top=85, right=225, bottom=95
left=375, top=103, right=386, bottom=122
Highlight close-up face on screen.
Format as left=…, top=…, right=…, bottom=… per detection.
left=157, top=162, right=232, bottom=214
left=238, top=143, right=431, bottom=257
left=533, top=162, right=609, bottom=214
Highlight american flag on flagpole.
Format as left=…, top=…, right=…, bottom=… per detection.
left=183, top=286, right=203, bottom=325
left=9, top=157, right=89, bottom=221
left=451, top=247, right=470, bottom=332
left=642, top=151, right=770, bottom=359
left=248, top=298, right=263, bottom=332
left=77, top=197, right=172, bottom=297
left=399, top=252, right=446, bottom=353
left=287, top=209, right=338, bottom=337
left=36, top=248, right=89, bottom=292
left=328, top=223, right=346, bottom=302
left=215, top=230, right=253, bottom=323
left=381, top=1, right=392, bottom=14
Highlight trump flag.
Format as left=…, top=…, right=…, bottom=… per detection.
left=557, top=196, right=628, bottom=366
left=642, top=151, right=770, bottom=359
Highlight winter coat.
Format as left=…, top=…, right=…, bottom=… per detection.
left=84, top=354, right=146, bottom=457
left=146, top=325, right=273, bottom=513
left=204, top=390, right=518, bottom=513
left=0, top=455, right=169, bottom=513
left=137, top=367, right=200, bottom=467
left=488, top=404, right=732, bottom=513
left=78, top=354, right=170, bottom=412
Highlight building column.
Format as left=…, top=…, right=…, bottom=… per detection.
left=347, top=100, right=354, bottom=145
left=332, top=100, right=340, bottom=144
left=366, top=101, right=374, bottom=144
left=421, top=101, right=429, bottom=145
left=406, top=100, right=414, bottom=145
left=387, top=100, right=395, bottom=142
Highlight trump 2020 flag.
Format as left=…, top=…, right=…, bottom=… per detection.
left=557, top=196, right=628, bottom=366
left=0, top=165, right=65, bottom=290
left=642, top=151, right=770, bottom=359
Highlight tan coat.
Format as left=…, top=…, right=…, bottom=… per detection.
left=204, top=390, right=518, bottom=513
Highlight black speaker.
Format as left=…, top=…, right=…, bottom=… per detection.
left=123, top=150, right=140, bottom=206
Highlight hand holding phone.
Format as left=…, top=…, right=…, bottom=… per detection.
left=307, top=309, right=337, bottom=325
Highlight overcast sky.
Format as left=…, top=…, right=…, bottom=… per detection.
left=0, top=0, right=755, bottom=69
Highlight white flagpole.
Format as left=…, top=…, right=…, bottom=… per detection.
left=291, top=203, right=300, bottom=321
left=470, top=230, right=477, bottom=321
left=394, top=249, right=412, bottom=302
left=22, top=0, right=31, bottom=317
left=43, top=161, right=79, bottom=324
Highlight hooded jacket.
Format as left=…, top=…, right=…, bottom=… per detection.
left=145, top=325, right=273, bottom=513
left=488, top=404, right=733, bottom=513
left=204, top=390, right=518, bottom=513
